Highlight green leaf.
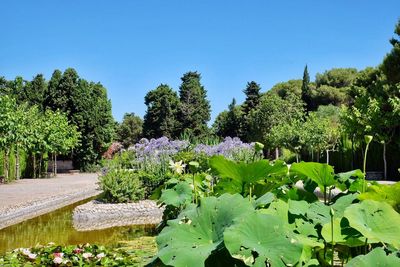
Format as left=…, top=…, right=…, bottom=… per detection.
left=290, top=162, right=336, bottom=193
left=224, top=213, right=303, bottom=267
left=344, top=200, right=400, bottom=248
left=210, top=156, right=288, bottom=196
left=253, top=192, right=275, bottom=209
left=358, top=182, right=400, bottom=212
left=346, top=248, right=400, bottom=267
left=156, top=194, right=254, bottom=267
left=159, top=182, right=192, bottom=207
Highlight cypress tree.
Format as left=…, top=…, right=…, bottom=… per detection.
left=143, top=84, right=180, bottom=138
left=178, top=71, right=211, bottom=137
left=241, top=81, right=261, bottom=116
left=301, top=65, right=312, bottom=111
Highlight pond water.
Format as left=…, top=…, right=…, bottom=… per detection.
left=0, top=197, right=157, bottom=254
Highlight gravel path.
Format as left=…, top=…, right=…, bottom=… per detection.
left=0, top=173, right=100, bottom=229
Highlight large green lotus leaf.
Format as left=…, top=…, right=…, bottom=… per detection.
left=210, top=156, right=288, bottom=195
left=288, top=199, right=310, bottom=216
left=321, top=218, right=364, bottom=247
left=156, top=194, right=254, bottom=267
left=224, top=213, right=303, bottom=267
left=290, top=162, right=336, bottom=193
left=306, top=201, right=330, bottom=225
left=330, top=193, right=358, bottom=218
left=346, top=248, right=400, bottom=267
left=253, top=192, right=275, bottom=209
left=358, top=182, right=400, bottom=212
left=260, top=199, right=289, bottom=223
left=335, top=169, right=364, bottom=191
left=321, top=218, right=346, bottom=244
left=159, top=181, right=192, bottom=207
left=344, top=200, right=400, bottom=248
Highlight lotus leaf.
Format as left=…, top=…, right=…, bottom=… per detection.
left=290, top=162, right=336, bottom=193
left=224, top=213, right=303, bottom=267
left=159, top=181, right=192, bottom=207
left=156, top=194, right=254, bottom=267
left=346, top=248, right=400, bottom=266
left=344, top=200, right=400, bottom=248
left=358, top=182, right=400, bottom=212
left=210, top=156, right=288, bottom=195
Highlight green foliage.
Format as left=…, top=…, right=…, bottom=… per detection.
left=213, top=98, right=242, bottom=138
left=156, top=194, right=253, bottom=267
left=209, top=155, right=288, bottom=196
left=290, top=162, right=336, bottom=193
left=0, top=243, right=143, bottom=266
left=116, top=112, right=143, bottom=148
left=344, top=200, right=400, bottom=248
left=315, top=68, right=358, bottom=88
left=241, top=81, right=261, bottom=117
left=178, top=71, right=211, bottom=137
left=143, top=84, right=180, bottom=139
left=224, top=212, right=303, bottom=267
left=382, top=19, right=400, bottom=85
left=358, top=182, right=400, bottom=211
left=346, top=248, right=400, bottom=267
left=99, top=169, right=145, bottom=203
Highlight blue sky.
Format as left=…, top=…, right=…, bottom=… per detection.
left=1, top=1, right=399, bottom=123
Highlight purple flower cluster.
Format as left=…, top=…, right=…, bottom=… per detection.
left=194, top=137, right=255, bottom=161
left=129, top=137, right=189, bottom=164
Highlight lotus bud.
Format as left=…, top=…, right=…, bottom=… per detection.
left=254, top=142, right=264, bottom=152
left=330, top=207, right=335, bottom=217
left=364, top=135, right=373, bottom=145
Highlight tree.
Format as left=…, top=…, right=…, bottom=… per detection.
left=143, top=84, right=180, bottom=138
left=315, top=68, right=358, bottom=88
left=213, top=98, right=242, bottom=138
left=269, top=80, right=302, bottom=99
left=44, top=69, right=114, bottom=170
left=247, top=92, right=304, bottom=158
left=22, top=74, right=47, bottom=110
left=382, top=19, right=400, bottom=85
left=240, top=81, right=262, bottom=140
left=301, top=65, right=312, bottom=111
left=117, top=113, right=143, bottom=148
left=241, top=81, right=261, bottom=116
left=178, top=72, right=211, bottom=137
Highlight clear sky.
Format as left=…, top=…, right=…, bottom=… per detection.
left=1, top=1, right=399, bottom=122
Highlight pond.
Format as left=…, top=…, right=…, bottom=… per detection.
left=0, top=197, right=157, bottom=254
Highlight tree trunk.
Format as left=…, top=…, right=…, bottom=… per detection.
left=351, top=136, right=355, bottom=170
left=326, top=150, right=329, bottom=165
left=54, top=153, right=57, bottom=177
left=296, top=153, right=299, bottom=163
left=4, top=149, right=9, bottom=181
left=311, top=148, right=314, bottom=162
left=383, top=142, right=387, bottom=180
left=15, top=147, right=20, bottom=180
left=316, top=150, right=320, bottom=162
left=39, top=154, right=43, bottom=178
left=275, top=148, right=279, bottom=160
left=33, top=153, right=36, bottom=179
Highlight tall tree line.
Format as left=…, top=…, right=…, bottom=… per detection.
left=0, top=68, right=114, bottom=171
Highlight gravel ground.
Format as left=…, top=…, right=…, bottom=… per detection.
left=0, top=173, right=100, bottom=229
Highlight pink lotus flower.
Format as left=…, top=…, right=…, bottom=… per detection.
left=82, top=252, right=93, bottom=259
left=73, top=248, right=83, bottom=254
left=53, top=252, right=64, bottom=258
left=53, top=257, right=63, bottom=264
left=96, top=252, right=105, bottom=259
left=28, top=253, right=37, bottom=260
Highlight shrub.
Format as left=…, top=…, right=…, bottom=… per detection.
left=98, top=169, right=144, bottom=203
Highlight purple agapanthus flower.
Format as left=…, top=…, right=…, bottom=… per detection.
left=194, top=137, right=255, bottom=161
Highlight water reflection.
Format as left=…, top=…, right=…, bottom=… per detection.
left=0, top=198, right=156, bottom=254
